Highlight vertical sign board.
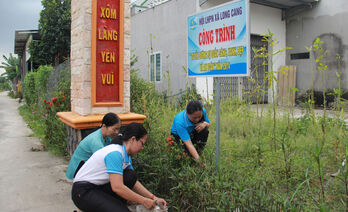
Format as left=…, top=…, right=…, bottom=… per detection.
left=187, top=0, right=249, bottom=172
left=92, top=0, right=124, bottom=106
left=187, top=0, right=249, bottom=77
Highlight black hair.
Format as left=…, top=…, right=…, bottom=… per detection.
left=186, top=100, right=203, bottom=115
left=111, top=122, right=147, bottom=145
left=102, top=112, right=120, bottom=127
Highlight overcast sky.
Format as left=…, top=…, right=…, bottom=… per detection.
left=0, top=0, right=138, bottom=75
left=0, top=0, right=42, bottom=74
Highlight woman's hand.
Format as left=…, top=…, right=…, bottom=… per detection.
left=195, top=121, right=208, bottom=133
left=154, top=197, right=167, bottom=208
left=143, top=198, right=156, bottom=210
left=193, top=157, right=206, bottom=168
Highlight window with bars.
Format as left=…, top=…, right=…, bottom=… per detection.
left=149, top=52, right=161, bottom=82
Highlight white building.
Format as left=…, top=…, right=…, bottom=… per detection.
left=131, top=0, right=348, bottom=103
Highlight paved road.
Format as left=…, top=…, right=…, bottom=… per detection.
left=0, top=92, right=76, bottom=212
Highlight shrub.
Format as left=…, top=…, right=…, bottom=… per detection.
left=23, top=71, right=38, bottom=105
left=130, top=88, right=347, bottom=210
left=21, top=64, right=71, bottom=156
left=35, top=65, right=53, bottom=101
left=130, top=69, right=165, bottom=113
left=43, top=92, right=70, bottom=155
left=130, top=69, right=169, bottom=132
left=0, top=77, right=11, bottom=91
left=56, top=64, right=71, bottom=99
left=177, top=86, right=203, bottom=109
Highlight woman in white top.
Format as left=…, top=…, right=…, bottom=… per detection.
left=72, top=123, right=167, bottom=212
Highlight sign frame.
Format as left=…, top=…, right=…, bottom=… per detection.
left=91, top=0, right=124, bottom=107
left=187, top=0, right=250, bottom=78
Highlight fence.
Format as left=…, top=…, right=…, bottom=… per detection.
left=278, top=65, right=297, bottom=106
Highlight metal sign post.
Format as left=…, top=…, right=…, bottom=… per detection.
left=187, top=0, right=250, bottom=173
left=215, top=81, right=221, bottom=173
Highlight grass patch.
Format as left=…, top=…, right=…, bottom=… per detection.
left=19, top=104, right=46, bottom=141
left=19, top=103, right=67, bottom=156
left=132, top=98, right=347, bottom=211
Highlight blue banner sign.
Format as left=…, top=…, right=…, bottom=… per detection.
left=188, top=0, right=249, bottom=77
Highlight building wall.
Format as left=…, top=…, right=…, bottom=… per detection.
left=197, top=0, right=286, bottom=102
left=131, top=0, right=286, bottom=102
left=131, top=0, right=197, bottom=96
left=286, top=0, right=348, bottom=92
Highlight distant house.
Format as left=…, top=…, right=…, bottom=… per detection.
left=285, top=0, right=348, bottom=94
left=131, top=0, right=348, bottom=103
left=14, top=30, right=40, bottom=81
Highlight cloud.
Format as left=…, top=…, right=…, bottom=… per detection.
left=0, top=0, right=42, bottom=74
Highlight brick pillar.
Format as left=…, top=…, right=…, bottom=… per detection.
left=70, top=0, right=131, bottom=115
left=59, top=0, right=144, bottom=156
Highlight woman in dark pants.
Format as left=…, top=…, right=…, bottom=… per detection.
left=66, top=112, right=121, bottom=180
left=72, top=123, right=167, bottom=212
left=171, top=100, right=210, bottom=160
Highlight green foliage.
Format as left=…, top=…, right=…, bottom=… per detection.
left=43, top=92, right=70, bottom=155
left=128, top=34, right=346, bottom=209
left=131, top=95, right=347, bottom=211
left=0, top=76, right=11, bottom=91
left=312, top=37, right=329, bottom=201
left=177, top=87, right=203, bottom=109
left=20, top=64, right=70, bottom=156
left=29, top=0, right=71, bottom=65
left=57, top=65, right=71, bottom=97
left=257, top=30, right=293, bottom=152
left=23, top=71, right=38, bottom=105
left=130, top=69, right=162, bottom=113
left=17, top=31, right=346, bottom=210
left=19, top=104, right=46, bottom=141
left=0, top=53, right=20, bottom=81
left=35, top=65, right=53, bottom=100
left=7, top=90, right=23, bottom=99
left=130, top=68, right=170, bottom=133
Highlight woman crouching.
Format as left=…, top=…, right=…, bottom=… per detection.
left=72, top=122, right=167, bottom=212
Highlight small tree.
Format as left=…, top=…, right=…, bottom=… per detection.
left=0, top=53, right=20, bottom=91
left=29, top=0, right=71, bottom=66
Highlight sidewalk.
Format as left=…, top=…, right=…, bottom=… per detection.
left=0, top=92, right=75, bottom=212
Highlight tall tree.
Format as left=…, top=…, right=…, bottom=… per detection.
left=29, top=0, right=71, bottom=66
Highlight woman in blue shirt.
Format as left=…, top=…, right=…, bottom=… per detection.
left=72, top=123, right=167, bottom=212
left=66, top=112, right=121, bottom=180
left=171, top=100, right=210, bottom=160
